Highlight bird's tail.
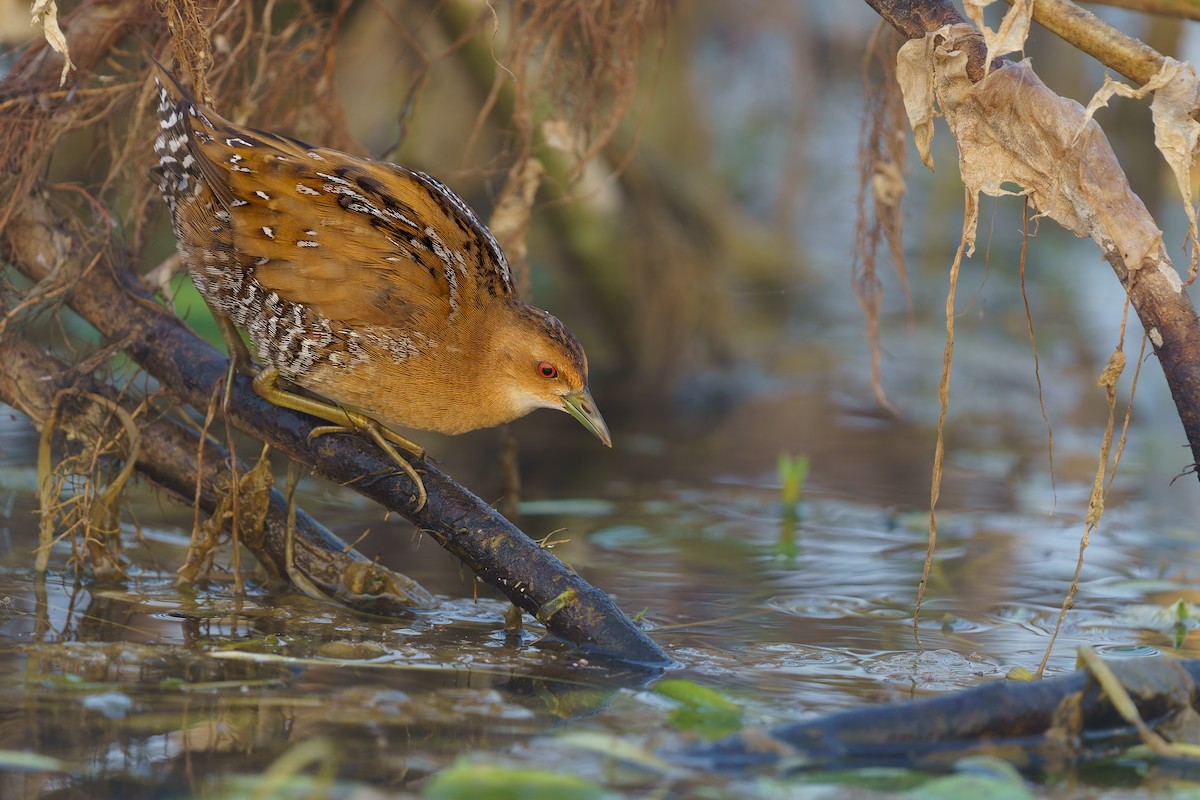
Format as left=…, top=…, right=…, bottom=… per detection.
left=150, top=59, right=201, bottom=213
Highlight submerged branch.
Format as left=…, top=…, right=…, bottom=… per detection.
left=0, top=330, right=434, bottom=614
left=687, top=656, right=1200, bottom=773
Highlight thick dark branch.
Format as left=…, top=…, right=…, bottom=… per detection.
left=863, top=0, right=993, bottom=80
left=687, top=657, right=1200, bottom=772
left=1, top=193, right=670, bottom=668
left=863, top=0, right=967, bottom=37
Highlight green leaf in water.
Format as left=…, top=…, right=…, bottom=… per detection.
left=216, top=634, right=289, bottom=653
left=904, top=756, right=1033, bottom=800
left=206, top=737, right=338, bottom=800
left=776, top=454, right=809, bottom=562
left=1005, top=666, right=1036, bottom=682
left=423, top=760, right=612, bottom=800
left=654, top=679, right=744, bottom=739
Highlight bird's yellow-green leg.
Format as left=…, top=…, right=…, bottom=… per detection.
left=216, top=315, right=254, bottom=374
left=252, top=367, right=427, bottom=510
left=214, top=314, right=256, bottom=412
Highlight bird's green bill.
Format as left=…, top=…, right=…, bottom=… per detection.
left=562, top=387, right=612, bottom=447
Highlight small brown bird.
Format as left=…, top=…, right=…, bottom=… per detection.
left=151, top=64, right=610, bottom=508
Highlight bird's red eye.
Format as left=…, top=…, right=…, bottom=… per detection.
left=537, top=361, right=557, bottom=379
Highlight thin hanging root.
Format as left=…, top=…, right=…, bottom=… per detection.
left=283, top=460, right=330, bottom=601
left=79, top=391, right=141, bottom=538
left=35, top=390, right=141, bottom=575
left=1038, top=299, right=1131, bottom=678
left=1020, top=199, right=1056, bottom=507
left=914, top=194, right=971, bottom=645
left=36, top=403, right=62, bottom=574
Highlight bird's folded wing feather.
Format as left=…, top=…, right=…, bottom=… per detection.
left=182, top=112, right=513, bottom=328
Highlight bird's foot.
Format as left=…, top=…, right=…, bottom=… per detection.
left=253, top=367, right=427, bottom=511
left=308, top=422, right=427, bottom=511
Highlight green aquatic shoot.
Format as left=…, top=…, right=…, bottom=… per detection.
left=777, top=453, right=810, bottom=561
left=1174, top=597, right=1190, bottom=650
left=424, top=760, right=612, bottom=800
left=777, top=453, right=810, bottom=512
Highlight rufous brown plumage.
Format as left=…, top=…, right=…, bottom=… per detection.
left=152, top=64, right=610, bottom=506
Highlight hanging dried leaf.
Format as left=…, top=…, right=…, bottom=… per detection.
left=29, top=0, right=74, bottom=86
left=896, top=24, right=1176, bottom=290
left=895, top=33, right=941, bottom=171
left=1081, top=59, right=1200, bottom=283
left=963, top=0, right=1033, bottom=72
left=1151, top=62, right=1200, bottom=282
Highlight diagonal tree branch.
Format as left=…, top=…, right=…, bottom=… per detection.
left=0, top=191, right=670, bottom=668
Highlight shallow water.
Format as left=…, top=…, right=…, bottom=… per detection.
left=4, top=338, right=1200, bottom=798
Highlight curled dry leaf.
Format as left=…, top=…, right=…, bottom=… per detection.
left=872, top=159, right=906, bottom=207
left=963, top=0, right=1033, bottom=74
left=1081, top=59, right=1200, bottom=281
left=895, top=33, right=940, bottom=172
left=896, top=25, right=1177, bottom=294
left=29, top=0, right=74, bottom=87
left=540, top=117, right=621, bottom=215
left=1097, top=348, right=1127, bottom=390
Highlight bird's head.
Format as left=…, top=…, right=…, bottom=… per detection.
left=487, top=303, right=611, bottom=447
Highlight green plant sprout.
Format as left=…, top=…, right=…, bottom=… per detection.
left=777, top=453, right=810, bottom=512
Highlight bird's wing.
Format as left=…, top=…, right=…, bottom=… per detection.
left=175, top=100, right=514, bottom=328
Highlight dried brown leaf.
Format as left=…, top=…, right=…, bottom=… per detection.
left=1079, top=60, right=1198, bottom=283
left=898, top=26, right=1176, bottom=289
left=29, top=0, right=74, bottom=86
left=896, top=33, right=939, bottom=171
left=1150, top=62, right=1200, bottom=281
left=964, top=0, right=1033, bottom=72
